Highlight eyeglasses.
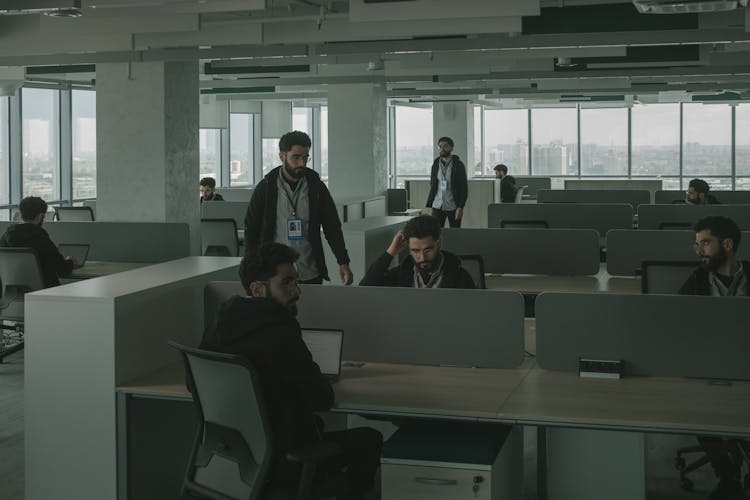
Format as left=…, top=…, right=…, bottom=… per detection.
left=693, top=239, right=718, bottom=251
left=286, top=153, right=310, bottom=162
left=261, top=277, right=300, bottom=291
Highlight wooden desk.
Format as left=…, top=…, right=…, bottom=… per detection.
left=71, top=261, right=151, bottom=279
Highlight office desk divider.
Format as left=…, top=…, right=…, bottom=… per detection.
left=488, top=203, right=633, bottom=236
left=511, top=176, right=551, bottom=199
left=201, top=200, right=248, bottom=230
left=638, top=204, right=750, bottom=230
left=655, top=190, right=750, bottom=205
left=215, top=187, right=254, bottom=202
left=535, top=292, right=750, bottom=380
left=205, top=282, right=525, bottom=369
left=606, top=229, right=697, bottom=276
left=441, top=228, right=601, bottom=276
left=538, top=189, right=650, bottom=209
left=0, top=221, right=190, bottom=262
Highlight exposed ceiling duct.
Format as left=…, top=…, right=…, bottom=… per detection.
left=632, top=0, right=748, bottom=13
left=0, top=0, right=82, bottom=17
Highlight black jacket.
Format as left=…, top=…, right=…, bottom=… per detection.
left=426, top=155, right=468, bottom=209
left=500, top=175, right=518, bottom=203
left=0, top=223, right=73, bottom=288
left=244, top=166, right=349, bottom=281
left=200, top=296, right=333, bottom=478
left=359, top=250, right=475, bottom=288
left=200, top=193, right=224, bottom=203
left=678, top=261, right=750, bottom=296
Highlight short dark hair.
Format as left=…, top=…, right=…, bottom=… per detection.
left=437, top=136, right=454, bottom=148
left=239, top=243, right=299, bottom=293
left=279, top=131, right=311, bottom=153
left=403, top=215, right=441, bottom=242
left=19, top=196, right=47, bottom=222
left=689, top=178, right=710, bottom=195
left=199, top=177, right=216, bottom=188
left=494, top=164, right=508, bottom=174
left=694, top=216, right=741, bottom=251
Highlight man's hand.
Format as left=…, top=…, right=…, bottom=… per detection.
left=426, top=207, right=433, bottom=216
left=339, top=263, right=353, bottom=285
left=387, top=229, right=408, bottom=257
left=455, top=207, right=463, bottom=220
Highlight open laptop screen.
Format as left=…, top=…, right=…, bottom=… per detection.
left=57, top=243, right=90, bottom=269
left=301, top=329, right=343, bottom=378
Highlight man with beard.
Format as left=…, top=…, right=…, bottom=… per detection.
left=359, top=215, right=475, bottom=288
left=201, top=243, right=382, bottom=499
left=244, top=130, right=353, bottom=285
left=685, top=178, right=720, bottom=205
left=199, top=177, right=224, bottom=202
left=0, top=196, right=75, bottom=288
left=679, top=216, right=749, bottom=500
left=494, top=164, right=518, bottom=203
left=426, top=136, right=468, bottom=228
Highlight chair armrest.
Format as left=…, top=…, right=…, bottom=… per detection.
left=286, top=442, right=342, bottom=464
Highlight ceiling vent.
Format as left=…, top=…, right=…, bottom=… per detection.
left=0, top=0, right=82, bottom=17
left=632, top=0, right=748, bottom=13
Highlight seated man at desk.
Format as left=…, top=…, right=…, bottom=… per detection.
left=201, top=243, right=382, bottom=500
left=494, top=164, right=518, bottom=203
left=0, top=196, right=75, bottom=287
left=359, top=214, right=475, bottom=288
left=685, top=178, right=720, bottom=205
left=199, top=176, right=224, bottom=202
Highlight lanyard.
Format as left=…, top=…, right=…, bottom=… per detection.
left=281, top=177, right=303, bottom=217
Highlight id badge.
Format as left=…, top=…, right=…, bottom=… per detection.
left=440, top=179, right=448, bottom=191
left=287, top=218, right=303, bottom=240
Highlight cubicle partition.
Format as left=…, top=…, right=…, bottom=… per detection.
left=638, top=204, right=750, bottom=230
left=606, top=229, right=697, bottom=276
left=563, top=179, right=662, bottom=196
left=201, top=200, right=247, bottom=230
left=512, top=176, right=551, bottom=199
left=487, top=203, right=633, bottom=236
left=538, top=189, right=650, bottom=209
left=441, top=228, right=601, bottom=276
left=654, top=190, right=750, bottom=205
left=0, top=221, right=190, bottom=262
left=215, top=187, right=253, bottom=202
left=406, top=179, right=494, bottom=228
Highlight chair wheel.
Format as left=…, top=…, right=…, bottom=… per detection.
left=674, top=457, right=686, bottom=470
left=680, top=478, right=694, bottom=491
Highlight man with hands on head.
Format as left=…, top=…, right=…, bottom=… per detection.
left=359, top=214, right=475, bottom=288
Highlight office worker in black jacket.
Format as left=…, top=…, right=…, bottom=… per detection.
left=200, top=243, right=382, bottom=499
left=244, top=131, right=353, bottom=285
left=360, top=214, right=475, bottom=288
left=426, top=136, right=468, bottom=228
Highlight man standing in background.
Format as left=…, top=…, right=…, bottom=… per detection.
left=426, top=136, right=468, bottom=228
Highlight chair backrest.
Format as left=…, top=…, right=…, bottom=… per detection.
left=458, top=254, right=486, bottom=289
left=658, top=222, right=692, bottom=230
left=499, top=219, right=549, bottom=229
left=641, top=260, right=698, bottom=294
left=0, top=248, right=45, bottom=321
left=54, top=206, right=95, bottom=221
left=201, top=218, right=240, bottom=257
left=514, top=185, right=527, bottom=203
left=169, top=341, right=272, bottom=500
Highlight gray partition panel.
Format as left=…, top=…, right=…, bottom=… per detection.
left=488, top=203, right=633, bottom=235
left=638, top=204, right=750, bottom=230
left=536, top=293, right=750, bottom=380
left=215, top=188, right=254, bottom=202
left=204, top=281, right=244, bottom=329
left=655, top=190, right=750, bottom=205
left=513, top=177, right=551, bottom=198
left=201, top=201, right=248, bottom=229
left=538, top=189, right=650, bottom=208
left=0, top=221, right=190, bottom=262
left=441, top=228, right=601, bottom=276
left=204, top=282, right=525, bottom=368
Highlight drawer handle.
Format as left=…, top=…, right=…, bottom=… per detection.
left=414, top=477, right=458, bottom=486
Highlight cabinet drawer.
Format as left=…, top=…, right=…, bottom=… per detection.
left=382, top=463, right=492, bottom=500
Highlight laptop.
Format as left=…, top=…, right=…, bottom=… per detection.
left=301, top=328, right=344, bottom=383
left=57, top=243, right=90, bottom=270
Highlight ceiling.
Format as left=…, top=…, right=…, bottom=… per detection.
left=2, top=0, right=750, bottom=105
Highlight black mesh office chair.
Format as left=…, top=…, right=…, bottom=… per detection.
left=0, top=248, right=45, bottom=362
left=458, top=254, right=486, bottom=289
left=54, top=206, right=95, bottom=221
left=169, top=342, right=343, bottom=500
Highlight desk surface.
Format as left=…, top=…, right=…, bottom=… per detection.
left=70, top=261, right=151, bottom=279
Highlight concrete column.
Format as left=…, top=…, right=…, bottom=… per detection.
left=96, top=60, right=200, bottom=253
left=327, top=83, right=387, bottom=199
left=433, top=101, right=475, bottom=177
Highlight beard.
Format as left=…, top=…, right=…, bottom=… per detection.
left=283, top=159, right=305, bottom=179
left=700, top=246, right=728, bottom=271
left=439, top=150, right=451, bottom=158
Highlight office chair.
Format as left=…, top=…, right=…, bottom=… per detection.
left=499, top=219, right=549, bottom=229
left=0, top=248, right=45, bottom=362
left=676, top=439, right=750, bottom=492
left=54, top=206, right=95, bottom=221
left=458, top=254, right=486, bottom=289
left=514, top=185, right=528, bottom=203
left=639, top=261, right=698, bottom=294
left=169, top=342, right=344, bottom=500
left=201, top=218, right=240, bottom=257
left=658, top=222, right=692, bottom=230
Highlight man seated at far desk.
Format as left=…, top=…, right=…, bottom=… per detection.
left=680, top=215, right=749, bottom=500
left=200, top=243, right=382, bottom=500
left=199, top=176, right=224, bottom=202
left=359, top=214, right=475, bottom=288
left=0, top=196, right=75, bottom=288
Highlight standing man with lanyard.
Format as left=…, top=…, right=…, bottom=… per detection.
left=426, top=136, right=468, bottom=228
left=244, top=130, right=353, bottom=285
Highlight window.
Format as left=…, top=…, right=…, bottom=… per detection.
left=321, top=106, right=329, bottom=183
left=631, top=103, right=679, bottom=177
left=531, top=108, right=578, bottom=176
left=580, top=107, right=627, bottom=176
left=229, top=113, right=254, bottom=186
left=0, top=97, right=9, bottom=206
left=394, top=105, right=433, bottom=188
left=736, top=103, right=750, bottom=177
left=262, top=138, right=279, bottom=178
left=71, top=90, right=96, bottom=200
left=199, top=129, right=221, bottom=181
left=293, top=107, right=312, bottom=135
left=682, top=103, right=731, bottom=177
left=473, top=105, right=482, bottom=176
left=484, top=109, right=529, bottom=176
left=22, top=88, right=61, bottom=200
left=682, top=177, right=733, bottom=191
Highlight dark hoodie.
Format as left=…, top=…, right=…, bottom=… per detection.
left=426, top=155, right=468, bottom=209
left=0, top=223, right=73, bottom=288
left=200, top=295, right=333, bottom=481
left=359, top=250, right=476, bottom=288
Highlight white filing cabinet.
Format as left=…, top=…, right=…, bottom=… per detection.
left=381, top=422, right=522, bottom=500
